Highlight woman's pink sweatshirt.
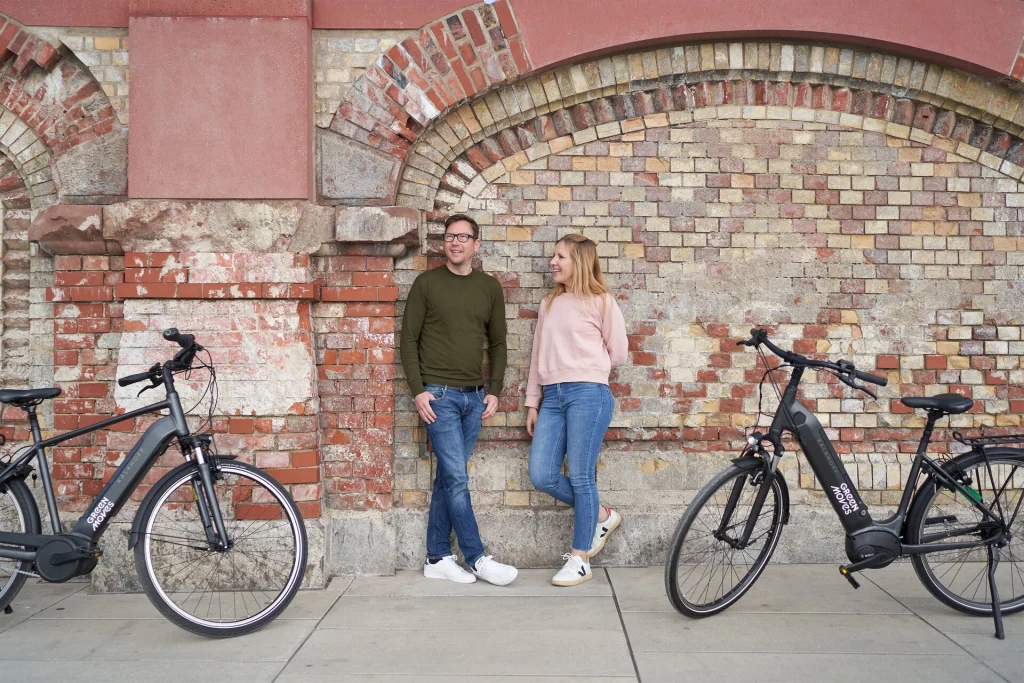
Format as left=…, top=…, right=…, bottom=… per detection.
left=525, top=293, right=628, bottom=409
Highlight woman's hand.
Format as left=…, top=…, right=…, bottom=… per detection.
left=526, top=407, right=538, bottom=437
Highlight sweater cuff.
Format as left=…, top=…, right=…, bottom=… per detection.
left=525, top=394, right=541, bottom=409
left=409, top=379, right=426, bottom=396
left=487, top=380, right=503, bottom=397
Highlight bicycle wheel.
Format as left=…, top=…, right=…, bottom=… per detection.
left=906, top=448, right=1024, bottom=616
left=665, top=464, right=786, bottom=617
left=0, top=477, right=40, bottom=611
left=134, top=459, right=307, bottom=637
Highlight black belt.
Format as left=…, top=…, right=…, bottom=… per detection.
left=434, top=384, right=484, bottom=392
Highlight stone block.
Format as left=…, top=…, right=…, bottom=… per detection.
left=28, top=204, right=117, bottom=255
left=319, top=129, right=402, bottom=203
left=52, top=132, right=128, bottom=202
left=334, top=206, right=419, bottom=244
left=326, top=510, right=398, bottom=575
left=103, top=200, right=334, bottom=253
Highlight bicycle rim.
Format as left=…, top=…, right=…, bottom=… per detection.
left=911, top=453, right=1024, bottom=613
left=668, top=467, right=784, bottom=615
left=140, top=462, right=305, bottom=631
left=0, top=484, right=29, bottom=599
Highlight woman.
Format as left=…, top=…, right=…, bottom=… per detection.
left=526, top=233, right=628, bottom=586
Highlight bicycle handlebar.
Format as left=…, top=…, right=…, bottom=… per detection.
left=738, top=328, right=888, bottom=395
left=117, top=329, right=204, bottom=387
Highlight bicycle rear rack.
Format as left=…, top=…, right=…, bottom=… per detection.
left=953, top=431, right=1024, bottom=447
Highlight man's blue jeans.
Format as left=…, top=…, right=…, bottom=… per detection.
left=423, top=383, right=486, bottom=567
left=528, top=382, right=614, bottom=552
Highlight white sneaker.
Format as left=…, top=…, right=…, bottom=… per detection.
left=423, top=555, right=476, bottom=584
left=552, top=553, right=592, bottom=586
left=590, top=507, right=621, bottom=558
left=472, top=555, right=518, bottom=586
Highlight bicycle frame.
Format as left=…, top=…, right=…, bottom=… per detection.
left=759, top=365, right=1007, bottom=556
left=0, top=365, right=217, bottom=564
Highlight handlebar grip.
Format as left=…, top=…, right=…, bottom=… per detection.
left=118, top=371, right=153, bottom=387
left=855, top=369, right=888, bottom=387
left=163, top=328, right=195, bottom=349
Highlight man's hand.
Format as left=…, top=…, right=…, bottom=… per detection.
left=415, top=391, right=438, bottom=424
left=482, top=394, right=499, bottom=420
left=526, top=407, right=538, bottom=436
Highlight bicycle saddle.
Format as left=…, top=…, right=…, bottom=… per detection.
left=901, top=393, right=973, bottom=414
left=0, top=387, right=61, bottom=405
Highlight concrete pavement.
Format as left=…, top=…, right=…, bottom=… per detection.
left=0, top=563, right=1020, bottom=682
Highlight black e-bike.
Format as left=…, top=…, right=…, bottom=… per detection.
left=0, top=329, right=307, bottom=637
left=665, top=328, right=1024, bottom=640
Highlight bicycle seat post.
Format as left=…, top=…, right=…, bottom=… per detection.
left=23, top=401, right=63, bottom=534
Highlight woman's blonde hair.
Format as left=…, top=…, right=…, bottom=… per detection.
left=544, top=233, right=610, bottom=310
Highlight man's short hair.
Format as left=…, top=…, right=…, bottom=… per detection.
left=444, top=213, right=480, bottom=240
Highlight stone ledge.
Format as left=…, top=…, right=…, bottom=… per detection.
left=29, top=200, right=423, bottom=255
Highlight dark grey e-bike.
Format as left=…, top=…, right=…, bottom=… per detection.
left=0, top=329, right=307, bottom=637
left=665, top=328, right=1024, bottom=640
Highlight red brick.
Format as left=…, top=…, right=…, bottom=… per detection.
left=877, top=355, right=900, bottom=369
left=924, top=355, right=946, bottom=370
left=266, top=467, right=321, bottom=485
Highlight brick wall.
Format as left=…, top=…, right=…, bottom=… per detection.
left=313, top=253, right=398, bottom=510
left=392, top=116, right=1024, bottom=513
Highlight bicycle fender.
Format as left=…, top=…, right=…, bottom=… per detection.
left=127, top=456, right=234, bottom=550
left=731, top=455, right=791, bottom=525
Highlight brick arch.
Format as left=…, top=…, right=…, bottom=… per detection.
left=417, top=77, right=1023, bottom=241
left=324, top=1, right=1024, bottom=206
left=0, top=14, right=125, bottom=205
left=390, top=45, right=1024, bottom=219
left=0, top=151, right=32, bottom=390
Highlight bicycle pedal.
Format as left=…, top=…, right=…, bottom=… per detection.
left=839, top=566, right=860, bottom=589
left=3, top=604, right=12, bottom=614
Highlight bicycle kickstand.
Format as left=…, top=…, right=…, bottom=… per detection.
left=988, top=545, right=1005, bottom=640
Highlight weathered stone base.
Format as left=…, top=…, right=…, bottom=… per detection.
left=319, top=504, right=854, bottom=577
left=87, top=518, right=327, bottom=592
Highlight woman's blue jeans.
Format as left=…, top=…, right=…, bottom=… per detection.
left=423, top=383, right=487, bottom=567
left=528, top=382, right=614, bottom=552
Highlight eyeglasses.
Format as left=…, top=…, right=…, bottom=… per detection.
left=444, top=233, right=475, bottom=243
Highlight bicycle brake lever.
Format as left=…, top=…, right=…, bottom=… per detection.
left=136, top=380, right=159, bottom=398
left=836, top=373, right=876, bottom=400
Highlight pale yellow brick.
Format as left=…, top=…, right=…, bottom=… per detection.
left=507, top=227, right=532, bottom=241
left=624, top=243, right=645, bottom=258
left=646, top=158, right=669, bottom=172
left=548, top=186, right=572, bottom=201
left=510, top=171, right=534, bottom=184
left=572, top=156, right=596, bottom=171
left=94, top=36, right=121, bottom=50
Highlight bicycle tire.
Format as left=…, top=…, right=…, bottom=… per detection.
left=906, top=447, right=1024, bottom=616
left=665, top=463, right=786, bottom=617
left=134, top=459, right=307, bottom=637
left=0, top=477, right=41, bottom=611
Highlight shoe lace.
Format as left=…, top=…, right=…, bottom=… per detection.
left=475, top=554, right=494, bottom=570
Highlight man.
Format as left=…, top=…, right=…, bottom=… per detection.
left=400, top=213, right=518, bottom=585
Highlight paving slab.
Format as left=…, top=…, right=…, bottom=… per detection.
left=0, top=580, right=86, bottom=634
left=0, top=660, right=285, bottom=683
left=31, top=583, right=351, bottom=622
left=320, top=595, right=622, bottom=630
left=897, top=596, right=1024, bottom=635
left=946, top=632, right=1024, bottom=682
left=612, top=563, right=910, bottom=614
left=280, top=626, right=635, bottom=678
left=345, top=568, right=612, bottom=597
left=276, top=676, right=635, bottom=683
left=634, top=652, right=1006, bottom=683
left=0, top=616, right=316, bottom=662
left=623, top=611, right=954, bottom=654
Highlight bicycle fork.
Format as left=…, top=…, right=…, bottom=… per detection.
left=717, top=441, right=781, bottom=549
left=187, top=445, right=231, bottom=551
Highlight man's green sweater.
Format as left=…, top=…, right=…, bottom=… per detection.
left=400, top=265, right=507, bottom=397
